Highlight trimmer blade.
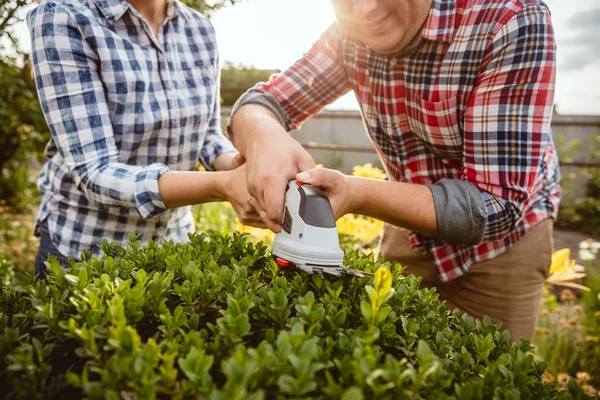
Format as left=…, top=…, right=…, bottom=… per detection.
left=302, top=263, right=373, bottom=278
left=311, top=265, right=344, bottom=278
left=340, top=266, right=373, bottom=278
left=273, top=256, right=373, bottom=278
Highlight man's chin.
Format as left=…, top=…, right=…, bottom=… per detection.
left=365, top=41, right=404, bottom=54
left=358, top=34, right=405, bottom=54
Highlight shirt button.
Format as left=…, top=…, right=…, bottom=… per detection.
left=405, top=168, right=412, bottom=179
left=389, top=58, right=398, bottom=67
left=158, top=54, right=165, bottom=61
left=168, top=91, right=174, bottom=99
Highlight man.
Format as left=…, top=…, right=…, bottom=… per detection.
left=227, top=0, right=560, bottom=341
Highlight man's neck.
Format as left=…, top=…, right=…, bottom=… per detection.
left=128, top=0, right=168, bottom=27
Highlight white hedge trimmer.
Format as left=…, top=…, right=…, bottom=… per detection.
left=272, top=180, right=373, bottom=278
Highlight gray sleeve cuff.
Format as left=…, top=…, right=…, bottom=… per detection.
left=232, top=91, right=288, bottom=131
left=426, top=179, right=487, bottom=245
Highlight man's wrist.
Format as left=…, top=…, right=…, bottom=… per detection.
left=232, top=104, right=287, bottom=156
left=346, top=176, right=367, bottom=215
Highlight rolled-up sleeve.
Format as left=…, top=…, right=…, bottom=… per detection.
left=29, top=2, right=168, bottom=219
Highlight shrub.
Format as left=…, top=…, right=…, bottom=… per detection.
left=0, top=231, right=579, bottom=399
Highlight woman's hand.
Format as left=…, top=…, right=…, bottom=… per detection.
left=223, top=164, right=265, bottom=228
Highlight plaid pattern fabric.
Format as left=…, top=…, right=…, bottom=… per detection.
left=239, top=0, right=561, bottom=281
left=27, top=0, right=235, bottom=260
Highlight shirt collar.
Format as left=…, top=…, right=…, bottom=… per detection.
left=93, top=0, right=184, bottom=25
left=167, top=1, right=185, bottom=21
left=420, top=0, right=457, bottom=43
left=92, top=0, right=129, bottom=24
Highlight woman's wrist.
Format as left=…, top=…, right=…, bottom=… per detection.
left=214, top=170, right=233, bottom=203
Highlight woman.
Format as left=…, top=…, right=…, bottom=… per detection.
left=28, top=0, right=260, bottom=277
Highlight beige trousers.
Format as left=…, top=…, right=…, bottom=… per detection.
left=379, top=219, right=553, bottom=341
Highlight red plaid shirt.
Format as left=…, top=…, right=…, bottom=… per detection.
left=239, top=0, right=561, bottom=281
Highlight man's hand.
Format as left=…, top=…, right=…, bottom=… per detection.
left=246, top=128, right=315, bottom=231
left=232, top=105, right=315, bottom=232
left=295, top=168, right=359, bottom=219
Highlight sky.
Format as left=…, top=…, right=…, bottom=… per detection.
left=10, top=0, right=600, bottom=114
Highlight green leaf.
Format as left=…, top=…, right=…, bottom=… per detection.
left=64, top=274, right=79, bottom=286
left=360, top=300, right=372, bottom=323
left=341, top=387, right=364, bottom=400
left=375, top=305, right=392, bottom=324
left=474, top=333, right=496, bottom=363
left=277, top=375, right=296, bottom=394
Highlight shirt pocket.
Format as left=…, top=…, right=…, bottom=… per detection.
left=406, top=94, right=463, bottom=160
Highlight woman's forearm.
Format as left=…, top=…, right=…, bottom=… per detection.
left=348, top=177, right=438, bottom=237
left=158, top=171, right=229, bottom=209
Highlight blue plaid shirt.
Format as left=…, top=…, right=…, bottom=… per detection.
left=27, top=0, right=235, bottom=260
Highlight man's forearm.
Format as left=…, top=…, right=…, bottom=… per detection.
left=348, top=178, right=438, bottom=237
left=230, top=104, right=285, bottom=156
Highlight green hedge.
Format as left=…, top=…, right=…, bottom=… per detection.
left=0, top=232, right=578, bottom=399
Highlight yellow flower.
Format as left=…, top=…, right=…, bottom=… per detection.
left=550, top=248, right=571, bottom=275
left=336, top=214, right=383, bottom=245
left=352, top=163, right=387, bottom=180
left=546, top=248, right=590, bottom=292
